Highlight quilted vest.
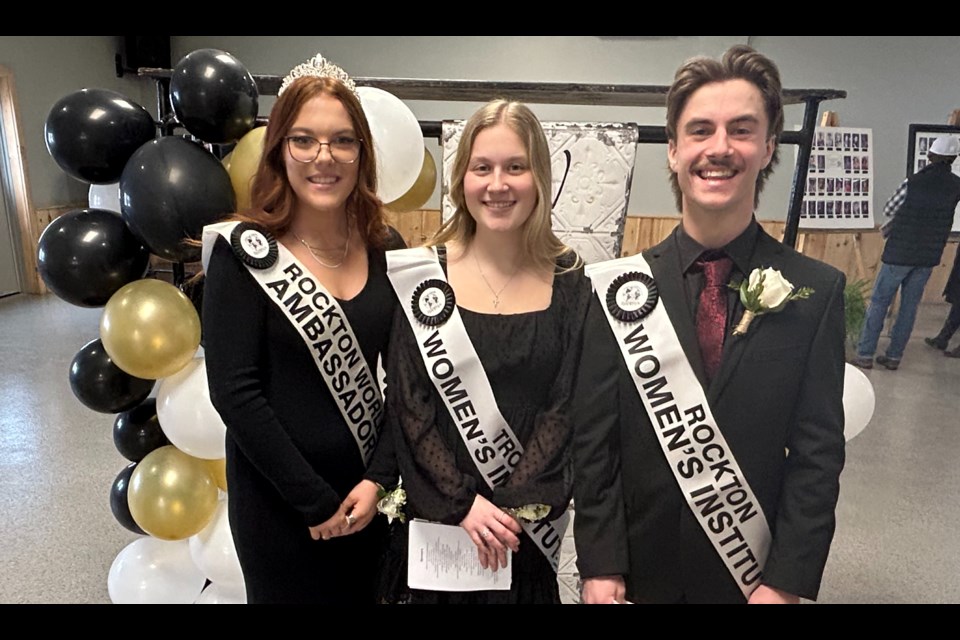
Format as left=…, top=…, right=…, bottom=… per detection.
left=883, top=162, right=960, bottom=267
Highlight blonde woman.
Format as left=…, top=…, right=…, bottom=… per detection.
left=381, top=100, right=591, bottom=604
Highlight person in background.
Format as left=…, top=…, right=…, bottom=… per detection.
left=925, top=243, right=960, bottom=358
left=854, top=136, right=960, bottom=370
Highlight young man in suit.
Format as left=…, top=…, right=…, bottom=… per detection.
left=573, top=45, right=846, bottom=604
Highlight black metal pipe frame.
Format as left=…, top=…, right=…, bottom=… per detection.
left=142, top=69, right=843, bottom=258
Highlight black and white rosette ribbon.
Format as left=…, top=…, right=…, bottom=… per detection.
left=229, top=222, right=279, bottom=270
left=586, top=254, right=771, bottom=599
left=387, top=247, right=568, bottom=572
left=202, top=221, right=383, bottom=465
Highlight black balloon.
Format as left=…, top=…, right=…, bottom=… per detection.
left=37, top=208, right=150, bottom=307
left=113, top=399, right=169, bottom=463
left=44, top=89, right=155, bottom=184
left=110, top=462, right=147, bottom=536
left=69, top=339, right=155, bottom=414
left=120, top=137, right=236, bottom=262
left=170, top=48, right=258, bottom=144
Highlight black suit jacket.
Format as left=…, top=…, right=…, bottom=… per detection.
left=572, top=226, right=847, bottom=603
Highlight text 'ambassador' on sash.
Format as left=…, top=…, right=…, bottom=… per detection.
left=265, top=263, right=381, bottom=456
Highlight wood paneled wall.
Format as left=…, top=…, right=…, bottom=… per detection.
left=385, top=210, right=956, bottom=304
left=26, top=207, right=955, bottom=304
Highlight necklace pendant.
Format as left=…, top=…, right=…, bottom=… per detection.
left=493, top=296, right=501, bottom=308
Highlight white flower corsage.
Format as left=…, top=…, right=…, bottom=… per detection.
left=729, top=267, right=814, bottom=336
left=505, top=504, right=551, bottom=523
left=376, top=484, right=407, bottom=524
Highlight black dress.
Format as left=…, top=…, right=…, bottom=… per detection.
left=380, top=249, right=592, bottom=604
left=203, top=230, right=403, bottom=604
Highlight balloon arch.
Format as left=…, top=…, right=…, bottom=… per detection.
left=40, top=48, right=436, bottom=604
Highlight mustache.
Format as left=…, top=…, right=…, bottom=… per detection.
left=693, top=158, right=738, bottom=172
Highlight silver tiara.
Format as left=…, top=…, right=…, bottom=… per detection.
left=278, top=54, right=358, bottom=99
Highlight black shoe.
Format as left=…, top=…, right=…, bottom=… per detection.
left=849, top=356, right=874, bottom=370
left=875, top=355, right=901, bottom=370
left=925, top=337, right=949, bottom=351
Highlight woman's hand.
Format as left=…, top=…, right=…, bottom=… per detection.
left=309, top=508, right=347, bottom=541
left=308, top=480, right=382, bottom=540
left=459, top=495, right=522, bottom=571
left=337, top=479, right=381, bottom=535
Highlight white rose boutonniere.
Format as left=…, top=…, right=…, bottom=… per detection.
left=729, top=267, right=814, bottom=336
left=376, top=483, right=407, bottom=524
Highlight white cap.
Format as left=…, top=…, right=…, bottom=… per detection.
left=930, top=136, right=960, bottom=156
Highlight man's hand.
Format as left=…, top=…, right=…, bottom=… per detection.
left=748, top=585, right=800, bottom=605
left=581, top=576, right=626, bottom=604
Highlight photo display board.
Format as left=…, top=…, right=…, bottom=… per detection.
left=801, top=127, right=874, bottom=230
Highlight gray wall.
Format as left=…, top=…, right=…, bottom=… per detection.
left=0, top=36, right=151, bottom=209
left=8, top=36, right=960, bottom=220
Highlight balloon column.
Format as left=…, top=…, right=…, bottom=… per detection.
left=41, top=48, right=261, bottom=604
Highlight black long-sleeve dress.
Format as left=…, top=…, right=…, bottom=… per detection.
left=379, top=248, right=591, bottom=604
left=203, top=230, right=402, bottom=604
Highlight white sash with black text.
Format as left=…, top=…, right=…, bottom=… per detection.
left=387, top=246, right=568, bottom=572
left=586, top=254, right=771, bottom=599
left=201, top=222, right=383, bottom=465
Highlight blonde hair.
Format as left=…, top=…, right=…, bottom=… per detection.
left=432, top=99, right=574, bottom=271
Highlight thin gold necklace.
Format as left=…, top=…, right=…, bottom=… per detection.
left=472, top=249, right=521, bottom=309
left=293, top=223, right=352, bottom=269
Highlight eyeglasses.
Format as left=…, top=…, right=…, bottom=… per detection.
left=285, top=135, right=363, bottom=164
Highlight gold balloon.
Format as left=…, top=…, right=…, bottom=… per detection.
left=128, top=445, right=219, bottom=541
left=100, top=279, right=201, bottom=380
left=205, top=458, right=228, bottom=492
left=223, top=126, right=266, bottom=211
left=385, top=147, right=437, bottom=213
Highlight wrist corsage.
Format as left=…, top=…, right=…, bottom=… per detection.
left=729, top=267, right=814, bottom=336
left=376, top=483, right=407, bottom=524
left=505, top=503, right=551, bottom=523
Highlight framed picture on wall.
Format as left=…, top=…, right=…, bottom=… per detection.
left=906, top=124, right=960, bottom=233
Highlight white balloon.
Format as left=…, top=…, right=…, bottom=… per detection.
left=195, top=582, right=247, bottom=604
left=357, top=86, right=425, bottom=203
left=88, top=182, right=122, bottom=214
left=189, top=499, right=244, bottom=589
left=108, top=537, right=207, bottom=604
left=157, top=358, right=227, bottom=460
left=843, top=363, right=876, bottom=442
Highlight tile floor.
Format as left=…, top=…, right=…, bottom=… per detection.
left=1, top=293, right=958, bottom=603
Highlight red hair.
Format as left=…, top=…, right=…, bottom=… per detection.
left=238, top=76, right=388, bottom=249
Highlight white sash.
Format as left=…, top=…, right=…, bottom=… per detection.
left=586, top=254, right=771, bottom=599
left=202, top=221, right=383, bottom=466
left=387, top=246, right=568, bottom=572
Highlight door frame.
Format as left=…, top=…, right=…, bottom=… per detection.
left=0, top=65, right=40, bottom=294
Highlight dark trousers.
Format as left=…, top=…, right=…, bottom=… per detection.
left=937, top=303, right=960, bottom=342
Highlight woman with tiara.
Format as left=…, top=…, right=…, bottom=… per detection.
left=202, top=54, right=404, bottom=603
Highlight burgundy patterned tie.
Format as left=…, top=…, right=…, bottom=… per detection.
left=696, top=251, right=734, bottom=382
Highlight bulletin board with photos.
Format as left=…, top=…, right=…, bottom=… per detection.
left=907, top=124, right=960, bottom=233
left=800, top=127, right=874, bottom=230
